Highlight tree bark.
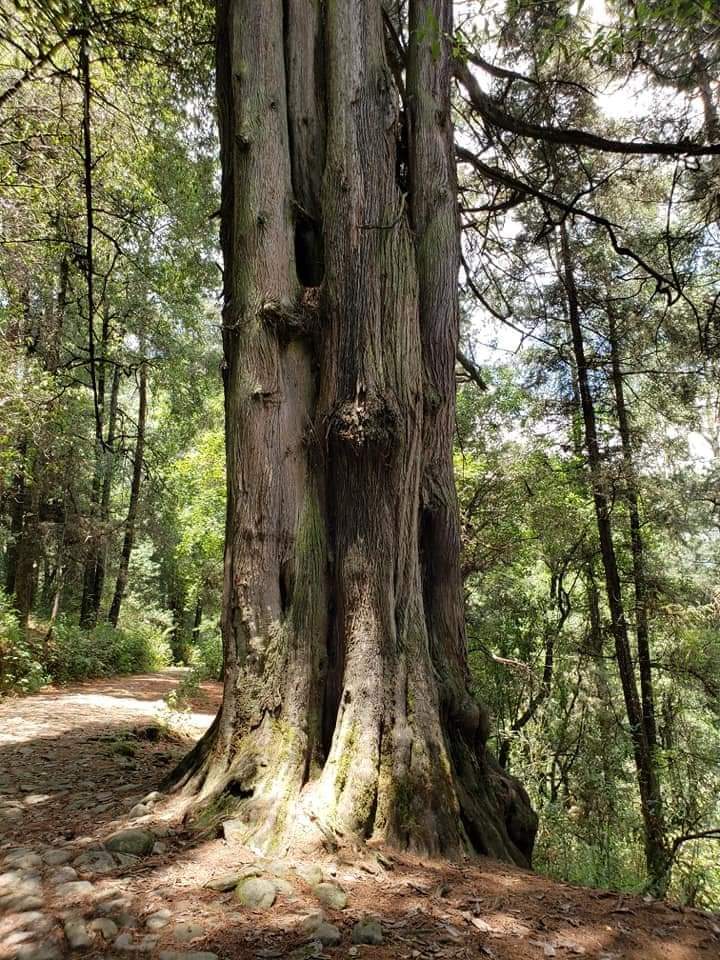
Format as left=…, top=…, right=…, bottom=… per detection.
left=79, top=365, right=120, bottom=627
left=108, top=362, right=147, bottom=627
left=607, top=308, right=657, bottom=750
left=191, top=597, right=203, bottom=642
left=167, top=0, right=535, bottom=867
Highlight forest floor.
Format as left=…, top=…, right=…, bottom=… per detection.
left=0, top=671, right=718, bottom=960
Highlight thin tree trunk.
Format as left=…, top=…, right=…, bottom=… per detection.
left=4, top=461, right=26, bottom=600
left=191, top=598, right=203, bottom=642
left=108, top=362, right=147, bottom=627
left=77, top=26, right=108, bottom=629
left=559, top=222, right=668, bottom=890
left=79, top=365, right=120, bottom=627
left=607, top=307, right=657, bottom=749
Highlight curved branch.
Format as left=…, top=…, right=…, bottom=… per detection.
left=671, top=828, right=720, bottom=857
left=456, top=349, right=487, bottom=390
left=0, top=32, right=79, bottom=111
left=453, top=60, right=720, bottom=157
left=456, top=146, right=676, bottom=296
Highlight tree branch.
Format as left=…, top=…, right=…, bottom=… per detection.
left=453, top=59, right=720, bottom=157
left=456, top=349, right=487, bottom=390
left=456, top=146, right=676, bottom=296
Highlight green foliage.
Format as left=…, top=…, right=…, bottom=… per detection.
left=0, top=590, right=47, bottom=695
left=45, top=617, right=171, bottom=683
left=189, top=621, right=223, bottom=681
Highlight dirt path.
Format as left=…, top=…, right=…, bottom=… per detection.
left=0, top=671, right=717, bottom=960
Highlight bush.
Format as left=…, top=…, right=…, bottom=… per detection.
left=45, top=617, right=171, bottom=683
left=0, top=589, right=47, bottom=695
left=189, top=620, right=223, bottom=680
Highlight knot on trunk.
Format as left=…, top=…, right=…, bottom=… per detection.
left=329, top=392, right=401, bottom=450
left=259, top=297, right=318, bottom=343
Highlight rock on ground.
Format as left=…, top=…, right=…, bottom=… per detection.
left=64, top=917, right=91, bottom=949
left=105, top=828, right=155, bottom=856
left=312, top=881, right=347, bottom=911
left=352, top=916, right=384, bottom=945
left=235, top=876, right=277, bottom=909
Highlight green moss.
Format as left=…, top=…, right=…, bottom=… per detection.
left=290, top=484, right=326, bottom=636
left=394, top=776, right=417, bottom=831
left=335, top=722, right=357, bottom=795
left=354, top=779, right=378, bottom=830
left=406, top=686, right=416, bottom=721
left=193, top=792, right=236, bottom=832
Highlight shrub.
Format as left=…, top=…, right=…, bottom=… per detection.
left=190, top=620, right=223, bottom=680
left=45, top=616, right=171, bottom=683
left=0, top=589, right=47, bottom=695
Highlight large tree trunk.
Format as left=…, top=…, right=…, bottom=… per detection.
left=168, top=0, right=536, bottom=867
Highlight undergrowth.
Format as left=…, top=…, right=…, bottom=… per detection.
left=0, top=588, right=171, bottom=696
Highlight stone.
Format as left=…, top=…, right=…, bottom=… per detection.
left=8, top=911, right=52, bottom=931
left=105, top=829, right=155, bottom=856
left=296, top=863, right=323, bottom=886
left=273, top=877, right=294, bottom=896
left=145, top=908, right=172, bottom=931
left=152, top=841, right=167, bottom=855
left=49, top=866, right=78, bottom=883
left=159, top=953, right=218, bottom=960
left=74, top=848, right=116, bottom=874
left=113, top=932, right=158, bottom=952
left=15, top=945, right=62, bottom=960
left=311, top=881, right=347, bottom=911
left=0, top=869, right=28, bottom=889
left=235, top=876, right=277, bottom=909
left=64, top=917, right=91, bottom=949
left=89, top=917, right=118, bottom=939
left=299, top=911, right=326, bottom=933
left=129, top=803, right=152, bottom=818
left=172, top=920, right=206, bottom=942
left=351, top=918, right=383, bottom=945
left=311, top=922, right=342, bottom=946
left=96, top=895, right=132, bottom=914
left=205, top=872, right=242, bottom=892
left=114, top=852, right=142, bottom=869
left=43, top=849, right=73, bottom=866
left=55, top=880, right=94, bottom=902
left=4, top=852, right=42, bottom=870
left=288, top=943, right=324, bottom=960
left=5, top=929, right=35, bottom=946
left=0, top=892, right=44, bottom=912
left=6, top=855, right=43, bottom=874
left=142, top=791, right=162, bottom=805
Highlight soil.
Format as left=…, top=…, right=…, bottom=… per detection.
left=0, top=670, right=718, bottom=960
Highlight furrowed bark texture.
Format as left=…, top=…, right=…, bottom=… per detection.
left=168, top=0, right=536, bottom=867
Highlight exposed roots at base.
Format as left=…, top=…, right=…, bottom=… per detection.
left=163, top=705, right=537, bottom=869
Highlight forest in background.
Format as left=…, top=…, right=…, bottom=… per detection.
left=1, top=0, right=719, bottom=911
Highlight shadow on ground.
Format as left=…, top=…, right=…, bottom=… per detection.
left=0, top=672, right=717, bottom=960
